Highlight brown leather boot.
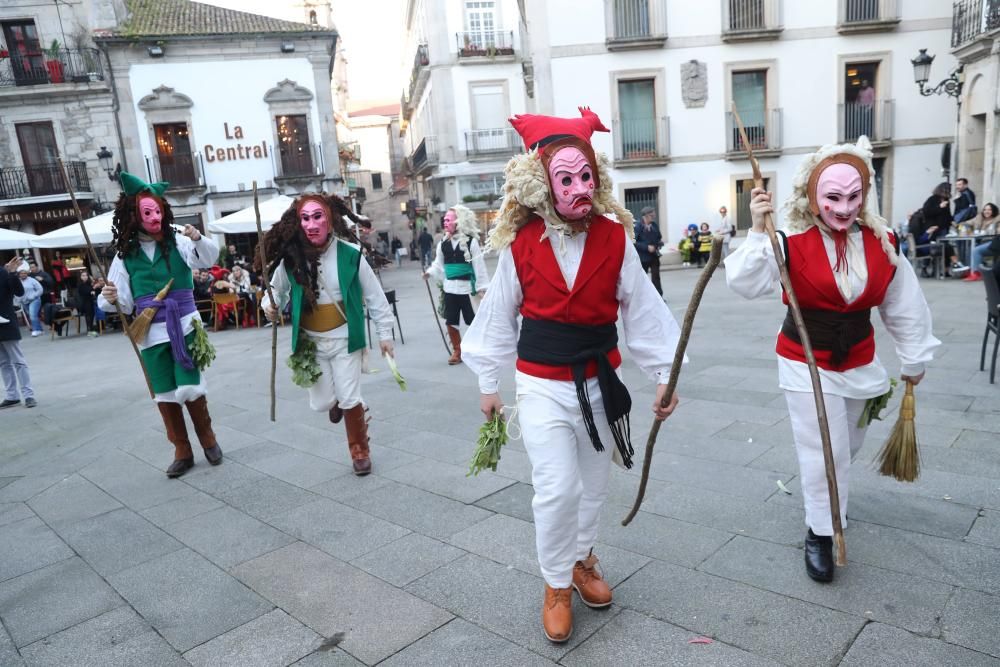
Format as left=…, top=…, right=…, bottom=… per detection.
left=157, top=402, right=194, bottom=478
left=186, top=396, right=223, bottom=466
left=573, top=552, right=612, bottom=608
left=447, top=326, right=462, bottom=365
left=343, top=404, right=372, bottom=475
left=542, top=584, right=573, bottom=643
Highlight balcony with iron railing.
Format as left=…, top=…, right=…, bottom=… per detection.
left=952, top=0, right=1000, bottom=48
left=837, top=0, right=900, bottom=33
left=722, top=0, right=782, bottom=41
left=0, top=48, right=105, bottom=88
left=606, top=0, right=668, bottom=50
left=612, top=117, right=670, bottom=166
left=456, top=31, right=515, bottom=59
left=409, top=136, right=438, bottom=174
left=406, top=44, right=430, bottom=109
left=0, top=161, right=92, bottom=202
left=839, top=99, right=894, bottom=143
left=464, top=128, right=520, bottom=159
left=146, top=152, right=204, bottom=189
left=275, top=142, right=326, bottom=180
left=725, top=108, right=782, bottom=156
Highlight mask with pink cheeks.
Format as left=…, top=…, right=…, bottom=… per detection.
left=547, top=146, right=596, bottom=221
left=299, top=200, right=331, bottom=247
left=815, top=163, right=864, bottom=232
left=443, top=210, right=457, bottom=235
left=137, top=195, right=164, bottom=236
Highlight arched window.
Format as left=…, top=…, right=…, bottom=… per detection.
left=309, top=10, right=317, bottom=24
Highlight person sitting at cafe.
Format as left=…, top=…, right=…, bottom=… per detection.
left=966, top=202, right=1000, bottom=282
left=193, top=269, right=214, bottom=300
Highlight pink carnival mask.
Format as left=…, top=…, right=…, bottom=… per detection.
left=299, top=200, right=330, bottom=247
left=138, top=195, right=163, bottom=236
left=548, top=147, right=596, bottom=221
left=816, top=163, right=864, bottom=232
left=443, top=210, right=458, bottom=235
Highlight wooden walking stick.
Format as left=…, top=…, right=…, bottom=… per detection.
left=424, top=277, right=451, bottom=355
left=622, top=237, right=723, bottom=526
left=57, top=158, right=155, bottom=399
left=252, top=181, right=278, bottom=422
left=730, top=105, right=847, bottom=566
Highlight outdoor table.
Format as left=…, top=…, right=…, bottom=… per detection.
left=942, top=233, right=998, bottom=277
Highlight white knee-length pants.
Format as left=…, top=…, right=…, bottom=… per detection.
left=516, top=371, right=614, bottom=588
left=785, top=391, right=867, bottom=536
left=307, top=336, right=363, bottom=412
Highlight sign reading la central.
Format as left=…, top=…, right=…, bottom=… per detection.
left=204, top=123, right=269, bottom=163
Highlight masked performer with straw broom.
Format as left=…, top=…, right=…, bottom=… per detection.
left=422, top=204, right=489, bottom=365
left=98, top=172, right=223, bottom=478
left=259, top=193, right=396, bottom=476
left=724, top=138, right=939, bottom=583
left=462, top=108, right=683, bottom=643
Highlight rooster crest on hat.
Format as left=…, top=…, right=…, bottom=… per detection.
left=487, top=108, right=635, bottom=252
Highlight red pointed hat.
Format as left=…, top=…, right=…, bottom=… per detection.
left=509, top=107, right=609, bottom=150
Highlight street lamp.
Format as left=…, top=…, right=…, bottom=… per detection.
left=96, top=146, right=122, bottom=182
left=911, top=49, right=963, bottom=98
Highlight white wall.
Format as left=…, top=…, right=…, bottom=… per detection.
left=129, top=58, right=322, bottom=192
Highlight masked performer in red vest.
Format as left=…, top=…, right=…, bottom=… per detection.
left=99, top=172, right=222, bottom=478
left=260, top=194, right=396, bottom=475
left=423, top=203, right=489, bottom=364
left=725, top=139, right=939, bottom=583
left=463, top=108, right=682, bottom=643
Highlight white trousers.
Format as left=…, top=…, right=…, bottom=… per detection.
left=307, top=336, right=363, bottom=412
left=516, top=372, right=613, bottom=588
left=785, top=390, right=867, bottom=536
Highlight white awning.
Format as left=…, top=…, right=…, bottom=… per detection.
left=0, top=227, right=37, bottom=251
left=206, top=195, right=295, bottom=234
left=30, top=212, right=115, bottom=248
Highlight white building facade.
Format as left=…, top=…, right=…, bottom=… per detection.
left=521, top=0, right=956, bottom=244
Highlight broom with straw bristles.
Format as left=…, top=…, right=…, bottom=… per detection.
left=876, top=380, right=919, bottom=482
left=129, top=278, right=174, bottom=342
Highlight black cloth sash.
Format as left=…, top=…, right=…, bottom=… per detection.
left=517, top=317, right=633, bottom=468
left=781, top=308, right=873, bottom=368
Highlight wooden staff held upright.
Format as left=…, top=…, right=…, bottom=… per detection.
left=730, top=105, right=847, bottom=566
left=57, top=158, right=155, bottom=399
left=252, top=181, right=278, bottom=422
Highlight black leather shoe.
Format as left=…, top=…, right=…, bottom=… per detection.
left=804, top=529, right=834, bottom=582
left=166, top=457, right=194, bottom=478
left=0, top=399, right=20, bottom=409
left=203, top=445, right=223, bottom=466
left=328, top=403, right=343, bottom=424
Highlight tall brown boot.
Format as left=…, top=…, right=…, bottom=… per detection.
left=185, top=396, right=223, bottom=466
left=343, top=404, right=372, bottom=476
left=447, top=326, right=462, bottom=365
left=157, top=402, right=194, bottom=478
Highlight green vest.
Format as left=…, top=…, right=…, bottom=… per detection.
left=289, top=239, right=365, bottom=354
left=123, top=241, right=194, bottom=298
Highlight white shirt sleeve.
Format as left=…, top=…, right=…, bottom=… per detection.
left=877, top=257, right=941, bottom=377
left=617, top=242, right=684, bottom=383
left=98, top=256, right=134, bottom=314
left=425, top=241, right=444, bottom=281
left=462, top=247, right=522, bottom=394
left=358, top=255, right=396, bottom=341
left=260, top=259, right=290, bottom=312
left=470, top=238, right=490, bottom=291
left=175, top=234, right=220, bottom=269
left=724, top=230, right=782, bottom=299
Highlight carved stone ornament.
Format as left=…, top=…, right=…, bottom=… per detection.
left=138, top=85, right=194, bottom=111
left=680, top=60, right=708, bottom=109
left=263, top=79, right=314, bottom=104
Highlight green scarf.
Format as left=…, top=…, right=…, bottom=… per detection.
left=445, top=263, right=476, bottom=293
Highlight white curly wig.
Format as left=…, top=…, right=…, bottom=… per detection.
left=485, top=149, right=635, bottom=252
left=782, top=136, right=898, bottom=265
left=448, top=203, right=480, bottom=262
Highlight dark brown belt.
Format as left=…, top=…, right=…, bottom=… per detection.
left=781, top=307, right=872, bottom=368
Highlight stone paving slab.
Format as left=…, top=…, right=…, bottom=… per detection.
left=108, top=547, right=272, bottom=652
left=473, top=481, right=535, bottom=523
left=139, top=489, right=226, bottom=527
left=212, top=475, right=323, bottom=521
left=646, top=452, right=793, bottom=503
left=25, top=473, right=122, bottom=529
left=268, top=498, right=410, bottom=561
left=291, top=649, right=365, bottom=665
left=943, top=588, right=1000, bottom=658
left=382, top=457, right=517, bottom=504
left=380, top=618, right=557, bottom=666
left=79, top=451, right=199, bottom=511
left=561, top=609, right=781, bottom=667
left=349, top=532, right=466, bottom=587
left=967, top=510, right=1000, bottom=549
left=229, top=444, right=352, bottom=489
left=163, top=505, right=296, bottom=569
left=0, top=557, right=124, bottom=648
left=181, top=459, right=270, bottom=495
left=232, top=541, right=452, bottom=665
left=597, top=505, right=733, bottom=568
left=614, top=559, right=865, bottom=666
left=183, top=609, right=321, bottom=667
left=840, top=622, right=1000, bottom=666
left=0, top=502, right=35, bottom=528
left=0, top=621, right=23, bottom=667
left=700, top=536, right=954, bottom=635
left=0, top=516, right=74, bottom=582
left=58, top=508, right=185, bottom=576
left=18, top=606, right=185, bottom=667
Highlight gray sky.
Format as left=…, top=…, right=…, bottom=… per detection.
left=203, top=0, right=404, bottom=104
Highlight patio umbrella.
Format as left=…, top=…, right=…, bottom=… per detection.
left=206, top=195, right=294, bottom=234
left=0, top=228, right=37, bottom=251
left=30, top=211, right=115, bottom=248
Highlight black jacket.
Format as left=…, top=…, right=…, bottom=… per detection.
left=418, top=231, right=434, bottom=253
left=921, top=195, right=952, bottom=238
left=634, top=222, right=663, bottom=263
left=0, top=268, right=24, bottom=342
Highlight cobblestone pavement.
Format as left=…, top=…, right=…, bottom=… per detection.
left=1, top=257, right=998, bottom=666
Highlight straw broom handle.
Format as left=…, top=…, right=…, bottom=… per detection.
left=252, top=182, right=278, bottom=422
left=57, top=158, right=155, bottom=399
left=730, top=106, right=846, bottom=566
left=622, top=237, right=723, bottom=526
left=424, top=276, right=451, bottom=355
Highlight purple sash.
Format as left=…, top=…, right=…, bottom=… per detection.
left=134, top=289, right=198, bottom=370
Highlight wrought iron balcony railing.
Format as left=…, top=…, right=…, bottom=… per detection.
left=612, top=116, right=670, bottom=163
left=146, top=153, right=203, bottom=188
left=606, top=0, right=668, bottom=46
left=456, top=31, right=514, bottom=57
left=952, top=0, right=1000, bottom=47
left=726, top=108, right=782, bottom=153
left=0, top=48, right=105, bottom=88
left=0, top=161, right=91, bottom=200
left=722, top=0, right=782, bottom=39
left=464, top=128, right=520, bottom=158
left=409, top=136, right=438, bottom=172
left=839, top=99, right=894, bottom=143
left=838, top=0, right=899, bottom=27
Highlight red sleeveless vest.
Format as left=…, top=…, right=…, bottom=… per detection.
left=775, top=225, right=896, bottom=371
left=511, top=215, right=626, bottom=380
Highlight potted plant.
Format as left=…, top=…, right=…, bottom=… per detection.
left=44, top=40, right=64, bottom=83
left=0, top=47, right=9, bottom=59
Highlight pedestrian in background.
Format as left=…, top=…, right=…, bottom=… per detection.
left=0, top=256, right=36, bottom=408
left=696, top=222, right=713, bottom=267
left=76, top=270, right=100, bottom=337
left=714, top=205, right=735, bottom=258
left=16, top=268, right=44, bottom=337
left=633, top=206, right=663, bottom=295
left=418, top=227, right=434, bottom=270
